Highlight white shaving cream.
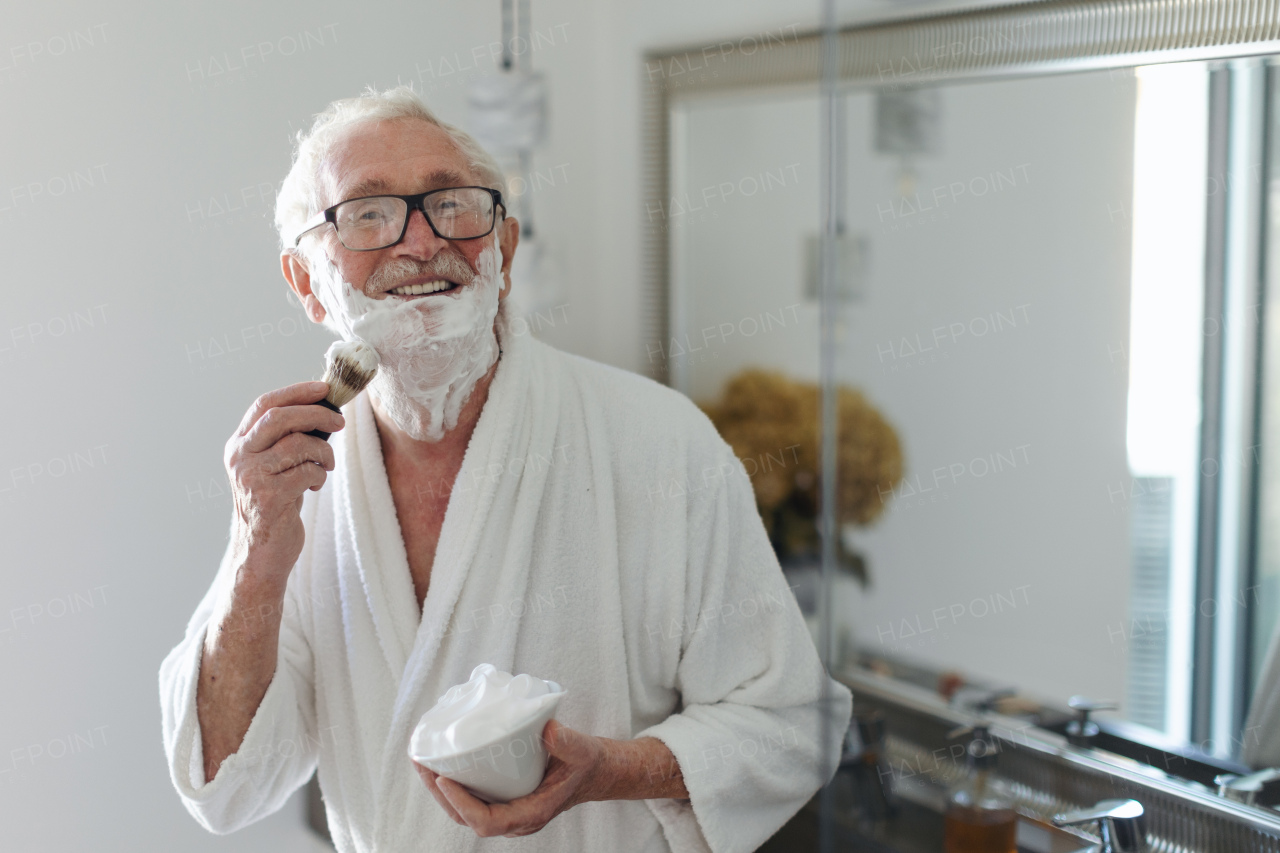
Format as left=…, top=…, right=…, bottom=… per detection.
left=308, top=233, right=502, bottom=442
left=410, top=664, right=563, bottom=759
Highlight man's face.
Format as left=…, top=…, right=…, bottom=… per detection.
left=309, top=118, right=514, bottom=305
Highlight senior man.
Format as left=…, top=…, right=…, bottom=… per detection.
left=159, top=86, right=851, bottom=853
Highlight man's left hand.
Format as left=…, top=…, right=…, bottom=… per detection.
left=413, top=719, right=607, bottom=838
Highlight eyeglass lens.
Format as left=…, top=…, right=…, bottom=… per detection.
left=332, top=187, right=495, bottom=249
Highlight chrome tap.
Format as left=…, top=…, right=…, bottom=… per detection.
left=1053, top=799, right=1147, bottom=853
left=1214, top=767, right=1280, bottom=806
left=950, top=684, right=1016, bottom=714
left=1066, top=696, right=1119, bottom=748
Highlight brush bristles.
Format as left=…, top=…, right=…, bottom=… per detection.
left=323, top=355, right=378, bottom=408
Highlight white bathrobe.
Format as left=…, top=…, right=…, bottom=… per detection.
left=159, top=317, right=853, bottom=853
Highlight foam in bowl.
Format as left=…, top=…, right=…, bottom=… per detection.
left=410, top=664, right=563, bottom=760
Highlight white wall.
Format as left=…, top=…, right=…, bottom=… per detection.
left=0, top=1, right=832, bottom=850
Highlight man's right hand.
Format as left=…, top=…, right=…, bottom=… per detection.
left=223, top=381, right=345, bottom=586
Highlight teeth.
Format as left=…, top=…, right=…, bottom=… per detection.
left=389, top=280, right=454, bottom=296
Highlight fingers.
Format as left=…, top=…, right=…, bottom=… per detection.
left=542, top=720, right=567, bottom=754
left=415, top=764, right=465, bottom=825
left=437, top=777, right=501, bottom=833
left=437, top=773, right=557, bottom=838
left=277, top=458, right=329, bottom=494
left=257, top=432, right=336, bottom=476
left=242, top=403, right=344, bottom=454
left=427, top=725, right=593, bottom=838
left=238, top=381, right=330, bottom=436
left=228, top=432, right=332, bottom=502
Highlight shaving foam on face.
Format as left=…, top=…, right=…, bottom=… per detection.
left=309, top=233, right=502, bottom=442
left=409, top=664, right=563, bottom=759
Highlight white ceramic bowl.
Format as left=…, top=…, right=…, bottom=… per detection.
left=408, top=682, right=566, bottom=804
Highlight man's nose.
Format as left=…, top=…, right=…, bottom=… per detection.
left=395, top=206, right=450, bottom=258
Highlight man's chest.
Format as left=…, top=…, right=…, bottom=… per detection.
left=387, top=473, right=452, bottom=615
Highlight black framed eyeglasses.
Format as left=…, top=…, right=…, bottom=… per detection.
left=293, top=186, right=505, bottom=251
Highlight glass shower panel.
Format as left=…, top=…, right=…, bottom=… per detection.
left=667, top=91, right=825, bottom=642
left=1249, top=62, right=1280, bottom=733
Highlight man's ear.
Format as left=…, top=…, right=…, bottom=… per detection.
left=497, top=216, right=520, bottom=297
left=281, top=250, right=327, bottom=324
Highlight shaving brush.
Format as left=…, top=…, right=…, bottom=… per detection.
left=305, top=340, right=380, bottom=440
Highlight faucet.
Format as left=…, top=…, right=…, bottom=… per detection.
left=1053, top=799, right=1147, bottom=853
left=1214, top=767, right=1280, bottom=806
left=950, top=684, right=1016, bottom=714
left=1065, top=696, right=1119, bottom=748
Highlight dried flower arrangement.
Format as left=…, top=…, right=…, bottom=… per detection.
left=700, top=368, right=904, bottom=586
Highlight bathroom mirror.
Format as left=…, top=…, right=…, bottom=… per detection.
left=648, top=5, right=1280, bottom=793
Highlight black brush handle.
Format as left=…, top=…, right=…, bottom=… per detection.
left=305, top=398, right=343, bottom=441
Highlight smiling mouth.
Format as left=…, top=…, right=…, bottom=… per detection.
left=387, top=280, right=460, bottom=297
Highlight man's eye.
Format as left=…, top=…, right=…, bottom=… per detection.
left=342, top=205, right=389, bottom=226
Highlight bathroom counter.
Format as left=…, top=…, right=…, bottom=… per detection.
left=811, top=666, right=1280, bottom=853
left=757, top=792, right=941, bottom=852
left=758, top=772, right=1094, bottom=853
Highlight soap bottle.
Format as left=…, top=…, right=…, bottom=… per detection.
left=943, top=723, right=1018, bottom=853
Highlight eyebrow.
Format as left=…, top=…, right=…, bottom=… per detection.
left=341, top=168, right=469, bottom=201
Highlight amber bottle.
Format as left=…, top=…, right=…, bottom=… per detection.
left=943, top=724, right=1017, bottom=853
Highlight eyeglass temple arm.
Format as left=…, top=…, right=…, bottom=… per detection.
left=293, top=209, right=332, bottom=246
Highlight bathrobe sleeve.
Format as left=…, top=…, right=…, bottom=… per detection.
left=635, top=445, right=853, bottom=853
left=158, top=537, right=321, bottom=835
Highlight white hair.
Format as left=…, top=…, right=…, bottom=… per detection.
left=275, top=85, right=505, bottom=257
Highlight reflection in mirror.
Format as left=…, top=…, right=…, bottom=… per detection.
left=671, top=57, right=1280, bottom=775
left=1249, top=61, right=1280, bottom=773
